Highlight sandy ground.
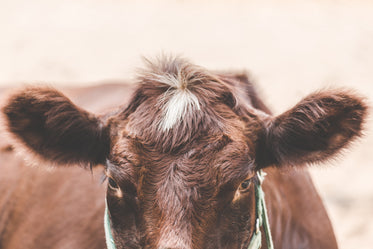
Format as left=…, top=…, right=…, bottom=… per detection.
left=1, top=0, right=372, bottom=248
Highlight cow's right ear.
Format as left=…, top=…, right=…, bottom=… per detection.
left=2, top=87, right=110, bottom=166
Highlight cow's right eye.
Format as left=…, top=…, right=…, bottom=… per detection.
left=108, top=178, right=119, bottom=189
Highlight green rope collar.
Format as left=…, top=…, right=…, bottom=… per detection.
left=247, top=170, right=274, bottom=249
left=104, top=170, right=274, bottom=249
left=104, top=201, right=117, bottom=249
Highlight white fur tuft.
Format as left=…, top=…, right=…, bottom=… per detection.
left=159, top=88, right=200, bottom=131
left=138, top=56, right=207, bottom=131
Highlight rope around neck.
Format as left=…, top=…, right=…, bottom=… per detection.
left=104, top=170, right=274, bottom=249
left=247, top=170, right=274, bottom=249
left=104, top=201, right=117, bottom=249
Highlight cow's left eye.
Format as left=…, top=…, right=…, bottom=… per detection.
left=108, top=178, right=119, bottom=189
left=239, top=179, right=251, bottom=192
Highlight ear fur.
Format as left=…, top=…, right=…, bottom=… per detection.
left=2, top=87, right=110, bottom=166
left=256, top=89, right=368, bottom=168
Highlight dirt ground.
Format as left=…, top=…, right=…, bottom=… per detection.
left=1, top=0, right=372, bottom=248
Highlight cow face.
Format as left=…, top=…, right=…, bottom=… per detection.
left=104, top=121, right=257, bottom=249
left=2, top=57, right=367, bottom=249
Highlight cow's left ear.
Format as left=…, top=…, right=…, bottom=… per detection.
left=2, top=87, right=110, bottom=166
left=256, top=90, right=368, bottom=168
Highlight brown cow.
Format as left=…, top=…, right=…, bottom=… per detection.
left=1, top=56, right=367, bottom=249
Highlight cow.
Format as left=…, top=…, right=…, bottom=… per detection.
left=0, top=56, right=367, bottom=249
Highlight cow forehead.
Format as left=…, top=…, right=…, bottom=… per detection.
left=108, top=133, right=253, bottom=190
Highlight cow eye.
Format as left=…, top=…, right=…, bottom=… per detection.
left=239, top=179, right=251, bottom=192
left=108, top=178, right=119, bottom=190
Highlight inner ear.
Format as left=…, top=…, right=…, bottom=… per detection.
left=256, top=90, right=368, bottom=168
left=2, top=87, right=111, bottom=166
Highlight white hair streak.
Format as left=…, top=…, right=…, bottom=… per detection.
left=159, top=87, right=200, bottom=131
left=139, top=55, right=207, bottom=131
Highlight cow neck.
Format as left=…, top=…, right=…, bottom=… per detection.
left=103, top=170, right=274, bottom=249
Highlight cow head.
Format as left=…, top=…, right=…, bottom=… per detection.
left=2, top=57, right=367, bottom=249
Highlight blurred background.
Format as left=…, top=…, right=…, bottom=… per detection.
left=1, top=0, right=372, bottom=248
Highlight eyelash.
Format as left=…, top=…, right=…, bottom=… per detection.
left=101, top=174, right=108, bottom=185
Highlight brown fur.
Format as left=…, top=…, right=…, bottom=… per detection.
left=1, top=56, right=368, bottom=249
left=2, top=86, right=110, bottom=166
left=0, top=84, right=131, bottom=249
